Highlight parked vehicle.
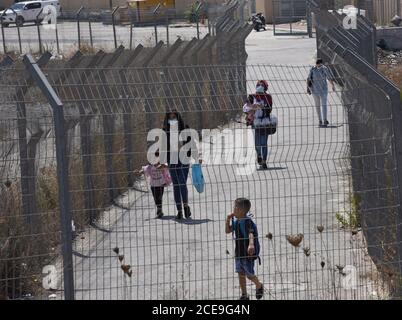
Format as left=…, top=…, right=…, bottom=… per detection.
left=251, top=12, right=266, bottom=32
left=0, top=1, right=61, bottom=27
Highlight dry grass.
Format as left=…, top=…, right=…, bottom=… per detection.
left=0, top=117, right=149, bottom=299
left=0, top=61, right=243, bottom=299
left=378, top=64, right=402, bottom=87
left=0, top=176, right=60, bottom=299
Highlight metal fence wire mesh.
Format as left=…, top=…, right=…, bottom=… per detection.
left=0, top=0, right=247, bottom=55
left=1, top=58, right=401, bottom=300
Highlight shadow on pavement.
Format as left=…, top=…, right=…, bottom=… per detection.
left=154, top=216, right=213, bottom=225
left=257, top=166, right=287, bottom=171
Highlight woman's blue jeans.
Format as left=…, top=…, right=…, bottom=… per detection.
left=169, top=163, right=190, bottom=212
left=254, top=127, right=269, bottom=162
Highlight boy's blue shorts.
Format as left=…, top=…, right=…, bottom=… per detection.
left=235, top=258, right=255, bottom=276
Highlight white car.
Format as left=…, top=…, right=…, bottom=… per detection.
left=0, top=1, right=61, bottom=27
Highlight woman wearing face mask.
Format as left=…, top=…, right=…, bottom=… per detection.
left=253, top=80, right=272, bottom=170
left=162, top=110, right=192, bottom=220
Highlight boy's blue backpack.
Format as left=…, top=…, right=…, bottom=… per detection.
left=191, top=163, right=205, bottom=193
left=233, top=217, right=261, bottom=264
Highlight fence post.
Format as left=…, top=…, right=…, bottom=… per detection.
left=119, top=45, right=144, bottom=187
left=97, top=45, right=125, bottom=201
left=76, top=50, right=106, bottom=224
left=36, top=9, right=44, bottom=54
left=112, top=6, right=120, bottom=49
left=195, top=2, right=203, bottom=40
left=160, top=38, right=183, bottom=114
left=307, top=0, right=313, bottom=38
left=10, top=8, right=22, bottom=53
left=153, top=3, right=162, bottom=46
left=1, top=11, right=6, bottom=53
left=191, top=35, right=210, bottom=131
left=23, top=54, right=75, bottom=300
left=177, top=38, right=198, bottom=103
left=143, top=41, right=164, bottom=135
left=76, top=6, right=83, bottom=50
left=55, top=20, right=60, bottom=54
left=130, top=9, right=134, bottom=50
left=166, top=15, right=169, bottom=47
left=88, top=15, right=93, bottom=48
left=15, top=52, right=51, bottom=230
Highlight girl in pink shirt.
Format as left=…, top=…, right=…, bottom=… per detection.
left=135, top=154, right=172, bottom=218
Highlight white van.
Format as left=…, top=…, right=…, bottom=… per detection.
left=0, top=1, right=61, bottom=27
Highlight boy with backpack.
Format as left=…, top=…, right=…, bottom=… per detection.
left=225, top=198, right=264, bottom=300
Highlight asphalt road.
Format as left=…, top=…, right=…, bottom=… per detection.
left=0, top=20, right=209, bottom=54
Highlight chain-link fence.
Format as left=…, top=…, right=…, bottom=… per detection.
left=1, top=0, right=402, bottom=301
left=0, top=0, right=248, bottom=55
left=314, top=3, right=402, bottom=298
left=1, top=48, right=402, bottom=299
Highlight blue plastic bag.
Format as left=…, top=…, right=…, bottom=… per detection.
left=191, top=163, right=205, bottom=193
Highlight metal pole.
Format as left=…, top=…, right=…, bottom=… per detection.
left=23, top=54, right=75, bottom=300
left=196, top=13, right=200, bottom=39
left=166, top=16, right=169, bottom=47
left=1, top=12, right=6, bottom=54
left=130, top=16, right=133, bottom=50
left=76, top=6, right=83, bottom=50
left=10, top=9, right=22, bottom=53
left=307, top=0, right=313, bottom=38
left=55, top=23, right=60, bottom=54
left=112, top=6, right=119, bottom=49
left=195, top=3, right=203, bottom=40
left=36, top=9, right=44, bottom=54
left=154, top=14, right=158, bottom=45
left=88, top=19, right=93, bottom=48
left=153, top=3, right=161, bottom=46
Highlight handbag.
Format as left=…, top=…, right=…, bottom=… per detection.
left=254, top=114, right=278, bottom=135
left=191, top=163, right=205, bottom=193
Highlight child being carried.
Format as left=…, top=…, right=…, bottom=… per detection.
left=243, top=94, right=261, bottom=126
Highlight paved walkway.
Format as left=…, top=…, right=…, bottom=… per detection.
left=70, top=30, right=382, bottom=300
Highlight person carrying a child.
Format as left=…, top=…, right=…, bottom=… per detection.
left=243, top=94, right=258, bottom=127
left=134, top=152, right=172, bottom=218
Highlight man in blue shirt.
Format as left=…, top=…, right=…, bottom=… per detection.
left=307, top=59, right=336, bottom=127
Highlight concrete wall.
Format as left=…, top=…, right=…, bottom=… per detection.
left=255, top=0, right=273, bottom=23
left=373, top=0, right=402, bottom=25
left=57, top=0, right=224, bottom=13
left=0, top=0, right=14, bottom=10
left=377, top=26, right=402, bottom=50
left=59, top=0, right=127, bottom=11
left=255, top=0, right=308, bottom=24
